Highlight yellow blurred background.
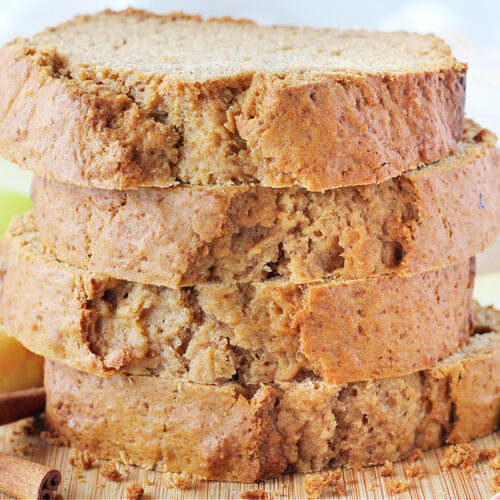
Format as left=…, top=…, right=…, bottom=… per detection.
left=0, top=169, right=43, bottom=394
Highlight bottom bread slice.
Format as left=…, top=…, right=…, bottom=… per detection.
left=44, top=306, right=500, bottom=483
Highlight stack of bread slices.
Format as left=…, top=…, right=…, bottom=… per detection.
left=0, top=9, right=499, bottom=482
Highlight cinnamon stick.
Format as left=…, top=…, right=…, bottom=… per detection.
left=0, top=387, right=45, bottom=425
left=0, top=452, right=61, bottom=499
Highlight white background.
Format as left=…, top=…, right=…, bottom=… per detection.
left=0, top=0, right=499, bottom=273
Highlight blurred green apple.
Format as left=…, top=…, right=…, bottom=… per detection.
left=0, top=190, right=32, bottom=236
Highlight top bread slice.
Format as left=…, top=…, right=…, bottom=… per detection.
left=0, top=9, right=466, bottom=190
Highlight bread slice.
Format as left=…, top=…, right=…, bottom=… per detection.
left=43, top=306, right=500, bottom=482
left=0, top=9, right=466, bottom=191
left=31, top=120, right=500, bottom=287
left=0, top=213, right=474, bottom=385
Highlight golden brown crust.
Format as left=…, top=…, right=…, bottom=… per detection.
left=0, top=213, right=474, bottom=385
left=0, top=11, right=466, bottom=190
left=30, top=121, right=500, bottom=287
left=43, top=310, right=500, bottom=482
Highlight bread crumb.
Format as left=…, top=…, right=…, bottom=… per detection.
left=386, top=479, right=411, bottom=494
left=303, top=469, right=346, bottom=498
left=491, top=473, right=500, bottom=493
left=270, top=489, right=286, bottom=497
left=101, top=461, right=122, bottom=481
left=441, top=444, right=478, bottom=475
left=240, top=490, right=269, bottom=500
left=354, top=465, right=364, bottom=472
left=19, top=417, right=43, bottom=437
left=10, top=442, right=34, bottom=456
left=11, top=420, right=27, bottom=436
left=72, top=469, right=84, bottom=480
left=144, top=479, right=154, bottom=486
left=407, top=449, right=423, bottom=463
left=69, top=448, right=94, bottom=470
left=478, top=447, right=498, bottom=462
left=277, top=485, right=288, bottom=496
left=489, top=456, right=500, bottom=470
left=164, top=471, right=198, bottom=489
left=40, top=430, right=67, bottom=446
left=126, top=481, right=144, bottom=500
left=407, top=464, right=423, bottom=479
left=380, top=460, right=394, bottom=477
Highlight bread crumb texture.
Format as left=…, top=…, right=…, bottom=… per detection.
left=407, top=464, right=423, bottom=479
left=441, top=444, right=479, bottom=475
left=380, top=460, right=394, bottom=477
left=101, top=461, right=122, bottom=481
left=303, top=469, right=346, bottom=498
left=126, top=481, right=144, bottom=500
left=441, top=443, right=500, bottom=479
left=386, top=479, right=411, bottom=494
left=491, top=473, right=500, bottom=493
left=164, top=472, right=198, bottom=489
left=69, top=448, right=95, bottom=470
left=407, top=449, right=423, bottom=463
left=240, top=490, right=270, bottom=500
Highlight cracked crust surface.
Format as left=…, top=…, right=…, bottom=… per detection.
left=43, top=306, right=500, bottom=482
left=31, top=120, right=500, bottom=287
left=0, top=213, right=474, bottom=385
left=0, top=9, right=466, bottom=190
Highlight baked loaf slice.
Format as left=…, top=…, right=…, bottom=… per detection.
left=0, top=9, right=466, bottom=191
left=44, top=306, right=500, bottom=482
left=0, top=213, right=474, bottom=385
left=31, top=121, right=500, bottom=287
